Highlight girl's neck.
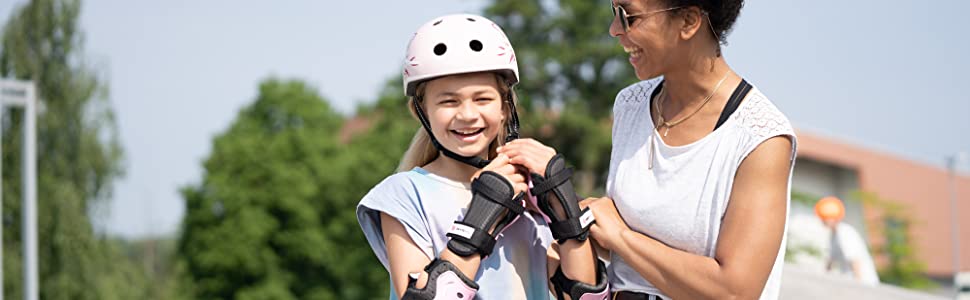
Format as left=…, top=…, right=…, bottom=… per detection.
left=423, top=152, right=486, bottom=183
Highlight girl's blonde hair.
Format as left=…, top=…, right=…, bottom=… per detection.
left=397, top=73, right=517, bottom=172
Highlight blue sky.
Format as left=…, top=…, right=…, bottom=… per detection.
left=1, top=0, right=968, bottom=238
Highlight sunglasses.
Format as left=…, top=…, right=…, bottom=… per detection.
left=611, top=2, right=683, bottom=32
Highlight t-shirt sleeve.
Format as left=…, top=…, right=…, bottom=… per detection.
left=356, top=173, right=435, bottom=272
left=737, top=93, right=798, bottom=164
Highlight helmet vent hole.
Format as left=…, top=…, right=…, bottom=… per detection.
left=434, top=43, right=447, bottom=56
left=466, top=18, right=476, bottom=22
left=433, top=20, right=443, bottom=26
left=469, top=40, right=483, bottom=52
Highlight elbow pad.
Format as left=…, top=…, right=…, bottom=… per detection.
left=550, top=259, right=610, bottom=300
left=402, top=259, right=479, bottom=300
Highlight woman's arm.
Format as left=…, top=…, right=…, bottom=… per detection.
left=588, top=136, right=792, bottom=299
left=381, top=213, right=482, bottom=298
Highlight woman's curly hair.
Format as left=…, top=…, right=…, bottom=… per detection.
left=665, top=0, right=744, bottom=46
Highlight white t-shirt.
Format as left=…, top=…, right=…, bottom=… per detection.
left=606, top=78, right=797, bottom=300
left=829, top=223, right=880, bottom=285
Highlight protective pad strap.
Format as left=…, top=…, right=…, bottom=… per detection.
left=446, top=171, right=525, bottom=257
left=471, top=178, right=526, bottom=215
left=548, top=209, right=595, bottom=241
left=550, top=259, right=610, bottom=300
left=531, top=167, right=572, bottom=196
left=530, top=154, right=592, bottom=243
left=445, top=222, right=497, bottom=257
left=402, top=259, right=479, bottom=300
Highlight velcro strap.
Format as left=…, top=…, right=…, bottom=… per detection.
left=530, top=167, right=573, bottom=196
left=446, top=221, right=497, bottom=257
left=548, top=208, right=594, bottom=241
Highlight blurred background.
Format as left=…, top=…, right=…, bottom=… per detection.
left=0, top=0, right=968, bottom=299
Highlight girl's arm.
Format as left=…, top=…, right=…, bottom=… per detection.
left=382, top=155, right=527, bottom=299
left=381, top=213, right=481, bottom=298
left=588, top=136, right=792, bottom=299
left=499, top=139, right=605, bottom=299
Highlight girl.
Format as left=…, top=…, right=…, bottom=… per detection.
left=358, top=13, right=609, bottom=300
left=357, top=14, right=607, bottom=300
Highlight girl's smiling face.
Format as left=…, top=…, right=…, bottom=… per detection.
left=422, top=72, right=506, bottom=158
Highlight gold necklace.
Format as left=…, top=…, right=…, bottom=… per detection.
left=655, top=72, right=730, bottom=137
left=649, top=72, right=730, bottom=169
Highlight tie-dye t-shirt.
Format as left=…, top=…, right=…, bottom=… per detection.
left=357, top=167, right=554, bottom=300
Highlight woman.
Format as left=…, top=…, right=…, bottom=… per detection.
left=583, top=1, right=797, bottom=299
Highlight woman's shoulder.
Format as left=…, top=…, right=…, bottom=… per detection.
left=614, top=77, right=663, bottom=109
left=732, top=87, right=795, bottom=141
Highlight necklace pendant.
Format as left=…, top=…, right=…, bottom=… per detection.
left=663, top=127, right=670, bottom=137
left=648, top=135, right=655, bottom=170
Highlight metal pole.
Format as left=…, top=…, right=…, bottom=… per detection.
left=0, top=83, right=5, bottom=300
left=22, top=82, right=37, bottom=300
left=948, top=154, right=963, bottom=298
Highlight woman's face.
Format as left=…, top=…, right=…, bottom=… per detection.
left=609, top=0, right=683, bottom=80
left=422, top=72, right=505, bottom=158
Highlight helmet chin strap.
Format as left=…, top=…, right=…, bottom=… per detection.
left=412, top=93, right=520, bottom=169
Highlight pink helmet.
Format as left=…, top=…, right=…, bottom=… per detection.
left=402, top=14, right=520, bottom=96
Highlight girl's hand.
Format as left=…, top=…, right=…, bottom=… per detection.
left=496, top=138, right=556, bottom=176
left=581, top=197, right=630, bottom=251
left=475, top=154, right=528, bottom=196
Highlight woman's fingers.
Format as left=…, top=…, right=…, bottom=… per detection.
left=508, top=155, right=539, bottom=173
left=502, top=147, right=547, bottom=173
left=482, top=153, right=510, bottom=171
left=500, top=139, right=557, bottom=176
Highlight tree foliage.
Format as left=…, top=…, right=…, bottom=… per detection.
left=484, top=0, right=638, bottom=194
left=0, top=0, right=146, bottom=299
left=176, top=79, right=397, bottom=299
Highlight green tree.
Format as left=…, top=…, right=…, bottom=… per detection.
left=0, top=0, right=147, bottom=299
left=177, top=78, right=389, bottom=299
left=484, top=0, right=637, bottom=194
left=854, top=191, right=937, bottom=290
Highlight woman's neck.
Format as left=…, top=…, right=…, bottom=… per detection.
left=423, top=152, right=485, bottom=183
left=661, top=55, right=737, bottom=112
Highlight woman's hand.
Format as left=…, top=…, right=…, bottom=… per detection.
left=581, top=197, right=631, bottom=252
left=497, top=138, right=556, bottom=176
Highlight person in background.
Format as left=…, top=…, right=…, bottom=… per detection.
left=815, top=196, right=880, bottom=286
